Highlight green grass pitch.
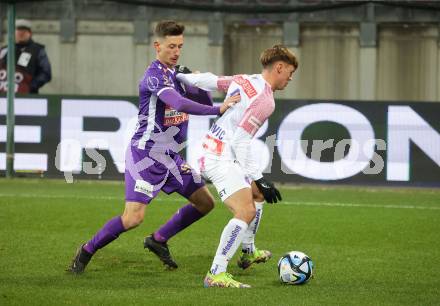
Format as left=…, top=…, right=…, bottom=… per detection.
left=0, top=178, right=439, bottom=305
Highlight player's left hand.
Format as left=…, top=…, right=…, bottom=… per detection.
left=255, top=177, right=282, bottom=204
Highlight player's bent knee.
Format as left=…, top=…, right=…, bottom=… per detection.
left=190, top=188, right=215, bottom=214
left=204, top=195, right=215, bottom=211
left=122, top=213, right=144, bottom=229
left=122, top=202, right=146, bottom=229
left=200, top=192, right=215, bottom=208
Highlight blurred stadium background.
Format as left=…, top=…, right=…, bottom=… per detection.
left=1, top=0, right=439, bottom=184
left=2, top=0, right=440, bottom=100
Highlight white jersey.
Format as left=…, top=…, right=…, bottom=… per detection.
left=201, top=74, right=275, bottom=180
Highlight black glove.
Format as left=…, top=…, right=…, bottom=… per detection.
left=255, top=177, right=282, bottom=204
left=175, top=65, right=192, bottom=74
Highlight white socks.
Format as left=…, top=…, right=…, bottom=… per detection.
left=241, top=201, right=264, bottom=254
left=210, top=218, right=248, bottom=275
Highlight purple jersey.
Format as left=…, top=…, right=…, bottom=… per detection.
left=132, top=60, right=189, bottom=151
left=125, top=60, right=211, bottom=204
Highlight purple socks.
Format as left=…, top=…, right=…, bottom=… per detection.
left=153, top=204, right=204, bottom=243
left=84, top=216, right=126, bottom=254
left=82, top=204, right=204, bottom=254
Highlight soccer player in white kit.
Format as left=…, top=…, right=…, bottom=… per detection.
left=177, top=45, right=298, bottom=288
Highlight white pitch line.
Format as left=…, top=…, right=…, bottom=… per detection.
left=0, top=193, right=439, bottom=211
left=0, top=193, right=124, bottom=201
left=281, top=201, right=440, bottom=211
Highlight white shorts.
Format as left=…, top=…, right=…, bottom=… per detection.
left=200, top=157, right=251, bottom=202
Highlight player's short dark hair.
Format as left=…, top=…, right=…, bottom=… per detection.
left=155, top=20, right=185, bottom=38
left=260, top=44, right=298, bottom=69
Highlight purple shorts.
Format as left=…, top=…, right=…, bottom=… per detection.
left=125, top=145, right=205, bottom=204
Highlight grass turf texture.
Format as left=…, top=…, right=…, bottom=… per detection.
left=0, top=179, right=439, bottom=305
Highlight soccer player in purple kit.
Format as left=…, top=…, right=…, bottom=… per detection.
left=68, top=20, right=239, bottom=273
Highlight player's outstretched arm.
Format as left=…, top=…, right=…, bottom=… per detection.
left=159, top=88, right=219, bottom=115
left=176, top=72, right=234, bottom=93
left=177, top=66, right=216, bottom=107
left=159, top=88, right=237, bottom=115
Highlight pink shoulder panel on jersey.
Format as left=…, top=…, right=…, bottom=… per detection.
left=217, top=76, right=233, bottom=92
left=238, top=83, right=275, bottom=136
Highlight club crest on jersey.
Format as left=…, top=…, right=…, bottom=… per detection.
left=234, top=76, right=257, bottom=98
left=147, top=76, right=159, bottom=91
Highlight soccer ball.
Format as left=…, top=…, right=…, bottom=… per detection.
left=278, top=251, right=314, bottom=285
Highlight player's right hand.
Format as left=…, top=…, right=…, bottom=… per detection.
left=255, top=177, right=282, bottom=204
left=219, top=93, right=241, bottom=114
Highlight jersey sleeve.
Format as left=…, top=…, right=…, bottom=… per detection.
left=176, top=72, right=218, bottom=92
left=145, top=68, right=220, bottom=115
left=230, top=84, right=275, bottom=181
left=176, top=72, right=235, bottom=93
left=237, top=84, right=274, bottom=137
left=159, top=87, right=220, bottom=115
